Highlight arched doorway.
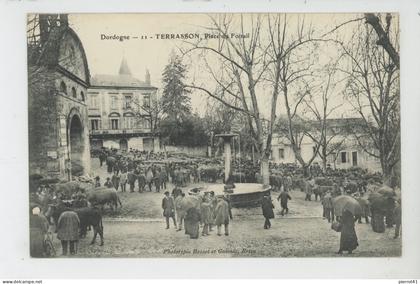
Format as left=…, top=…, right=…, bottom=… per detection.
left=119, top=138, right=128, bottom=151
left=69, top=114, right=85, bottom=176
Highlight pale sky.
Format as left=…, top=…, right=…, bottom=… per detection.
left=68, top=13, right=379, bottom=120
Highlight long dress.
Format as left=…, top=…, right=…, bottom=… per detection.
left=184, top=207, right=201, bottom=239
left=339, top=210, right=359, bottom=253
left=30, top=214, right=49, bottom=257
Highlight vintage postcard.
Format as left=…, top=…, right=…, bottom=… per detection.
left=27, top=13, right=401, bottom=258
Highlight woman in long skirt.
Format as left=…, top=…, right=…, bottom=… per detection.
left=30, top=206, right=49, bottom=257
left=338, top=209, right=359, bottom=254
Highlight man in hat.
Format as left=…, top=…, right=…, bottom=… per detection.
left=162, top=191, right=177, bottom=229
left=262, top=195, right=275, bottom=229
left=277, top=189, right=292, bottom=216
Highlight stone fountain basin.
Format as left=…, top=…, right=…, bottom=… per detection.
left=204, top=183, right=271, bottom=208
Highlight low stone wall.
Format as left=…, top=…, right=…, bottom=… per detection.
left=165, top=145, right=208, bottom=157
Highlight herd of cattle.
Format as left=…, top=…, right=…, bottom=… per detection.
left=28, top=150, right=398, bottom=248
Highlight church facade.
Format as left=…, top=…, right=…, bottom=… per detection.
left=87, top=59, right=160, bottom=152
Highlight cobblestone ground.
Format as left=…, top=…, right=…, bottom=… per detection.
left=49, top=158, right=402, bottom=258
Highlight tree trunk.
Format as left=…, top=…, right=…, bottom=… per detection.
left=261, top=158, right=270, bottom=186
left=302, top=165, right=310, bottom=177
left=322, top=158, right=327, bottom=174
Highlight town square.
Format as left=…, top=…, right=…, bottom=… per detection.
left=27, top=13, right=401, bottom=258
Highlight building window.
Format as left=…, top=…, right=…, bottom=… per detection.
left=141, top=117, right=151, bottom=129
left=124, top=96, right=132, bottom=109
left=60, top=81, right=67, bottom=95
left=80, top=91, right=85, bottom=102
left=279, top=148, right=285, bottom=159
left=111, top=119, right=119, bottom=130
left=143, top=94, right=150, bottom=108
left=90, top=95, right=99, bottom=108
left=352, top=151, right=358, bottom=166
left=71, top=87, right=77, bottom=99
left=341, top=151, right=347, bottom=163
left=124, top=115, right=134, bottom=129
left=111, top=96, right=118, bottom=109
left=90, top=119, right=99, bottom=130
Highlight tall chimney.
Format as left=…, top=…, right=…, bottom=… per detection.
left=145, top=69, right=151, bottom=85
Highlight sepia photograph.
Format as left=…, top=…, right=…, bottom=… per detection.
left=27, top=13, right=401, bottom=258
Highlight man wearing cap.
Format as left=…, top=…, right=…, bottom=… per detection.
left=162, top=191, right=177, bottom=229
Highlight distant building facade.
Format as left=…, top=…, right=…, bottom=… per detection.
left=87, top=59, right=159, bottom=152
left=28, top=14, right=91, bottom=180
left=271, top=118, right=382, bottom=173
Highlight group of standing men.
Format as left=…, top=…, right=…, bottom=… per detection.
left=161, top=189, right=233, bottom=239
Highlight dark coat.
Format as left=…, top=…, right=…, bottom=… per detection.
left=278, top=192, right=291, bottom=208
left=200, top=201, right=212, bottom=224
left=262, top=196, right=275, bottom=219
left=185, top=207, right=201, bottom=239
left=30, top=214, right=49, bottom=257
left=57, top=211, right=80, bottom=241
left=162, top=196, right=175, bottom=217
left=215, top=199, right=230, bottom=225
left=339, top=210, right=358, bottom=252
left=127, top=172, right=137, bottom=184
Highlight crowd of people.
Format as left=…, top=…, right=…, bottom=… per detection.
left=28, top=147, right=401, bottom=257
left=161, top=189, right=233, bottom=239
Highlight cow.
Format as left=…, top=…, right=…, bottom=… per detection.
left=46, top=204, right=104, bottom=246
left=53, top=181, right=92, bottom=199
left=87, top=187, right=122, bottom=211
left=269, top=175, right=283, bottom=191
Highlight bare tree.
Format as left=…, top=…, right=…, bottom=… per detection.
left=183, top=14, right=316, bottom=184
left=338, top=22, right=400, bottom=183
left=302, top=63, right=346, bottom=173
left=131, top=94, right=163, bottom=135
left=268, top=15, right=321, bottom=176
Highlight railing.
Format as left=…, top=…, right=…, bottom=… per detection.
left=89, top=128, right=151, bottom=135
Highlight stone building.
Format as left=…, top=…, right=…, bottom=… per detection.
left=28, top=14, right=91, bottom=180
left=271, top=118, right=382, bottom=173
left=87, top=59, right=159, bottom=152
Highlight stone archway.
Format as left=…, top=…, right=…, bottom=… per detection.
left=68, top=114, right=85, bottom=176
